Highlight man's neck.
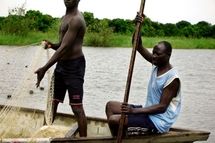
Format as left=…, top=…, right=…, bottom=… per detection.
left=66, top=7, right=78, bottom=15
left=157, top=63, right=173, bottom=76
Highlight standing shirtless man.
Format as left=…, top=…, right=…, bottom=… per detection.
left=35, top=0, right=87, bottom=137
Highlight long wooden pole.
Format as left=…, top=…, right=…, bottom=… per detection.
left=116, top=0, right=146, bottom=142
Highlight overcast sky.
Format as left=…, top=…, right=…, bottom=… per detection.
left=0, top=0, right=215, bottom=24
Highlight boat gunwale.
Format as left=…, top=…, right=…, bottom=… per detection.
left=51, top=128, right=210, bottom=142
left=0, top=105, right=210, bottom=142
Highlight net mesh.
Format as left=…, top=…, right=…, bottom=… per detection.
left=0, top=43, right=57, bottom=139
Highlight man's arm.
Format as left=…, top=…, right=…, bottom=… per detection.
left=137, top=44, right=153, bottom=64
left=43, top=40, right=61, bottom=50
left=50, top=43, right=61, bottom=50
left=43, top=17, right=81, bottom=70
left=44, top=16, right=65, bottom=50
left=132, top=31, right=153, bottom=63
left=122, top=78, right=180, bottom=114
left=133, top=13, right=153, bottom=64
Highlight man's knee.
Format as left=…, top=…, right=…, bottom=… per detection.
left=71, top=106, right=84, bottom=116
left=109, top=115, right=120, bottom=125
left=106, top=101, right=116, bottom=111
left=105, top=101, right=111, bottom=112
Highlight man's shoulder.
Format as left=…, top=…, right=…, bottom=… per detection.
left=170, top=67, right=179, bottom=75
left=68, top=12, right=85, bottom=26
left=60, top=15, right=65, bottom=21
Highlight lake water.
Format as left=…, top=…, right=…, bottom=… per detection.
left=0, top=46, right=214, bottom=142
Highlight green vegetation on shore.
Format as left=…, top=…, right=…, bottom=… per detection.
left=0, top=31, right=214, bottom=49
left=0, top=5, right=214, bottom=49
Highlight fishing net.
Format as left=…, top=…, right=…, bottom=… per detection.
left=0, top=43, right=65, bottom=139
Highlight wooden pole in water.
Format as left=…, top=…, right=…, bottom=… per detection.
left=116, top=0, right=146, bottom=142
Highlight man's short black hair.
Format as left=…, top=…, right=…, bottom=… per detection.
left=158, top=41, right=172, bottom=56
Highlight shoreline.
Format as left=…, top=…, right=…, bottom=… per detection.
left=0, top=33, right=214, bottom=49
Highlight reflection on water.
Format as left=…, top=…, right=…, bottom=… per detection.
left=0, top=46, right=214, bottom=142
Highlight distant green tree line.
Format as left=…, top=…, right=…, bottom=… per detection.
left=0, top=9, right=55, bottom=36
left=83, top=11, right=215, bottom=38
left=0, top=8, right=215, bottom=38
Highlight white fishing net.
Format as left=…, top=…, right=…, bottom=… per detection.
left=0, top=43, right=58, bottom=139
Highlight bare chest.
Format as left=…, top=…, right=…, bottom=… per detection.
left=59, top=16, right=72, bottom=35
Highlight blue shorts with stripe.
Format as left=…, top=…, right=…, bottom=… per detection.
left=127, top=104, right=158, bottom=134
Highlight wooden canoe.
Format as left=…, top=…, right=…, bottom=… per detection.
left=0, top=105, right=210, bottom=143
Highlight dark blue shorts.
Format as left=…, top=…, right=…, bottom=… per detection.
left=127, top=104, right=158, bottom=133
left=53, top=56, right=85, bottom=106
